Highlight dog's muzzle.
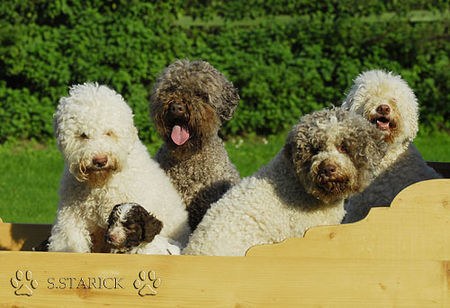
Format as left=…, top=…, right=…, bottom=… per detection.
left=370, top=104, right=396, bottom=132
left=92, top=155, right=108, bottom=168
left=169, top=103, right=186, bottom=117
left=167, top=103, right=191, bottom=146
left=317, top=162, right=349, bottom=193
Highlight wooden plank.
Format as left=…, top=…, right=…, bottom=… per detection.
left=0, top=251, right=448, bottom=307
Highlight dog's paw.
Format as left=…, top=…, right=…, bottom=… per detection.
left=10, top=270, right=38, bottom=296
left=133, top=270, right=161, bottom=296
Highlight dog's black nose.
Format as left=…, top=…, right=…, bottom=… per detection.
left=320, top=163, right=337, bottom=177
left=170, top=103, right=186, bottom=116
left=93, top=155, right=108, bottom=168
left=376, top=104, right=390, bottom=115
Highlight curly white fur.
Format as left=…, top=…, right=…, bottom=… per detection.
left=341, top=70, right=442, bottom=223
left=48, top=83, right=190, bottom=252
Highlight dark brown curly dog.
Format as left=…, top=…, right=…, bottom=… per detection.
left=150, top=59, right=241, bottom=230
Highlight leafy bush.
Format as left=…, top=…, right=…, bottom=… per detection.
left=0, top=0, right=448, bottom=143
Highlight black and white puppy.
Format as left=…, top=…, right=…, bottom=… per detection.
left=105, top=203, right=181, bottom=255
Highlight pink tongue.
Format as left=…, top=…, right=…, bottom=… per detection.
left=171, top=125, right=190, bottom=146
left=377, top=120, right=390, bottom=131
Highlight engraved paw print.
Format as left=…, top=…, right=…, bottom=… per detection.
left=10, top=270, right=38, bottom=296
left=133, top=270, right=161, bottom=296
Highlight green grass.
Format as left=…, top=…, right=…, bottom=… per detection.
left=225, top=133, right=287, bottom=177
left=0, top=131, right=448, bottom=224
left=0, top=141, right=63, bottom=224
left=413, top=130, right=450, bottom=163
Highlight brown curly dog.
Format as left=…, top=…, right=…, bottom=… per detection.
left=150, top=59, right=241, bottom=230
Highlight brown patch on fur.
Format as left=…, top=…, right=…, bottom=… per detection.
left=90, top=226, right=111, bottom=253
left=141, top=212, right=163, bottom=243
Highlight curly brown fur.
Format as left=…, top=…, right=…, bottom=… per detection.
left=150, top=59, right=241, bottom=230
left=283, top=108, right=388, bottom=203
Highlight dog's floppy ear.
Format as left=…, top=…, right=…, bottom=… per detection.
left=107, top=204, right=121, bottom=226
left=217, top=82, right=240, bottom=122
left=137, top=208, right=163, bottom=243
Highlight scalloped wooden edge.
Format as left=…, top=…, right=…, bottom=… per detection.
left=246, top=179, right=449, bottom=258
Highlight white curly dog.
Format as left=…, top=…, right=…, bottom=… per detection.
left=48, top=83, right=190, bottom=253
left=341, top=70, right=442, bottom=223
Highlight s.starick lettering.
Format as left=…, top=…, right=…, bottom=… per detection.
left=11, top=269, right=160, bottom=297
left=47, top=276, right=124, bottom=290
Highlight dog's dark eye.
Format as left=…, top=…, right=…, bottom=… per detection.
left=200, top=94, right=209, bottom=102
left=79, top=133, right=89, bottom=139
left=105, top=130, right=116, bottom=138
left=337, top=143, right=348, bottom=154
left=310, top=146, right=319, bottom=156
left=125, top=223, right=136, bottom=230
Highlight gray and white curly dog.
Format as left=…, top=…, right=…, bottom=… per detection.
left=150, top=59, right=241, bottom=230
left=183, top=107, right=388, bottom=256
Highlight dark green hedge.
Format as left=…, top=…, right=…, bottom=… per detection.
left=0, top=0, right=448, bottom=143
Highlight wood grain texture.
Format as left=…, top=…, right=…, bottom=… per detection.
left=0, top=252, right=447, bottom=307
left=0, top=179, right=448, bottom=307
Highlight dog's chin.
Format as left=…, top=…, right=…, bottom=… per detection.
left=368, top=114, right=400, bottom=144
left=74, top=167, right=117, bottom=187
left=110, top=244, right=131, bottom=253
left=311, top=178, right=351, bottom=203
left=166, top=133, right=195, bottom=151
left=105, top=236, right=128, bottom=252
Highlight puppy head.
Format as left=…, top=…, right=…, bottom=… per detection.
left=284, top=107, right=387, bottom=203
left=150, top=59, right=239, bottom=153
left=105, top=203, right=163, bottom=252
left=341, top=70, right=419, bottom=145
left=53, top=83, right=138, bottom=187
